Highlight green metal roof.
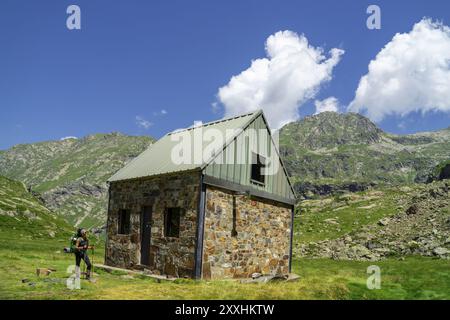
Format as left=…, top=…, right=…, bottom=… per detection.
left=108, top=110, right=262, bottom=182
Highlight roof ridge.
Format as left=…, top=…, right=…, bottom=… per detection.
left=168, top=110, right=262, bottom=135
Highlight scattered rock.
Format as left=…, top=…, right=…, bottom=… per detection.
left=358, top=204, right=377, bottom=210
left=285, top=273, right=300, bottom=282
left=269, top=274, right=289, bottom=282
left=298, top=181, right=450, bottom=261
left=36, top=268, right=56, bottom=276
left=433, top=247, right=449, bottom=256
left=153, top=269, right=161, bottom=275
left=241, top=273, right=294, bottom=284
left=324, top=218, right=339, bottom=225
left=406, top=204, right=419, bottom=215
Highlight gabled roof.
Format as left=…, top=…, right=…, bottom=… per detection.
left=108, top=110, right=262, bottom=182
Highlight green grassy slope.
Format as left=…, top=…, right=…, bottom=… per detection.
left=0, top=175, right=72, bottom=240
left=295, top=187, right=407, bottom=244
left=0, top=133, right=153, bottom=227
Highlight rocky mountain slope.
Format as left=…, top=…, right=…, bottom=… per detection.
left=279, top=112, right=450, bottom=198
left=294, top=180, right=450, bottom=260
left=0, top=133, right=153, bottom=228
left=0, top=175, right=72, bottom=240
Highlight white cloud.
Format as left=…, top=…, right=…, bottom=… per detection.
left=211, top=101, right=220, bottom=114
left=152, top=109, right=168, bottom=117
left=189, top=120, right=203, bottom=128
left=348, top=18, right=450, bottom=121
left=216, top=30, right=344, bottom=129
left=314, top=97, right=339, bottom=114
left=60, top=136, right=78, bottom=141
left=135, top=116, right=153, bottom=129
left=154, top=109, right=168, bottom=116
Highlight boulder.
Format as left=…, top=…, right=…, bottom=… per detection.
left=406, top=204, right=419, bottom=215
left=433, top=247, right=449, bottom=256
left=378, top=218, right=390, bottom=226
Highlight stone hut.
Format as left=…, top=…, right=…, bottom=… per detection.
left=105, top=110, right=296, bottom=279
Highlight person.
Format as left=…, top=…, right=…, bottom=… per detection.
left=75, top=228, right=93, bottom=280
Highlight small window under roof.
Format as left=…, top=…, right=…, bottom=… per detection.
left=250, top=153, right=266, bottom=186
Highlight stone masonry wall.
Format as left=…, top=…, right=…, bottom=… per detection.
left=105, top=171, right=200, bottom=278
left=202, top=186, right=293, bottom=279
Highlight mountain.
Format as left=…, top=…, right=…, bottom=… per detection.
left=0, top=133, right=153, bottom=228
left=0, top=112, right=448, bottom=228
left=0, top=175, right=72, bottom=240
left=279, top=112, right=450, bottom=198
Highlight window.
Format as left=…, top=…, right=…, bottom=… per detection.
left=165, top=208, right=181, bottom=238
left=250, top=153, right=266, bottom=185
left=118, top=209, right=130, bottom=234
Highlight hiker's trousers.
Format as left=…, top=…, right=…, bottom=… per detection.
left=75, top=252, right=92, bottom=271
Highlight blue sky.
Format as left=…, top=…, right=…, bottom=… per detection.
left=1, top=0, right=450, bottom=149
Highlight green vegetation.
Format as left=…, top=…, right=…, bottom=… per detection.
left=295, top=187, right=407, bottom=244
left=0, top=133, right=153, bottom=227
left=0, top=175, right=72, bottom=240
left=1, top=234, right=449, bottom=299
left=0, top=134, right=153, bottom=192
left=430, top=159, right=450, bottom=181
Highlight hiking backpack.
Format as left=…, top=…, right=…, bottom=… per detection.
left=66, top=228, right=83, bottom=253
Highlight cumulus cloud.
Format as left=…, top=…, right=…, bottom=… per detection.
left=314, top=97, right=340, bottom=114
left=348, top=18, right=450, bottom=121
left=216, top=30, right=344, bottom=129
left=135, top=116, right=153, bottom=129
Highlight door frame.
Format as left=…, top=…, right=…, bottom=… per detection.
left=140, top=205, right=152, bottom=266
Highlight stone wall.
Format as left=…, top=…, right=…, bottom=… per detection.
left=105, top=171, right=200, bottom=278
left=201, top=186, right=293, bottom=279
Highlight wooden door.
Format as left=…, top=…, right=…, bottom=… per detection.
left=140, top=206, right=152, bottom=266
